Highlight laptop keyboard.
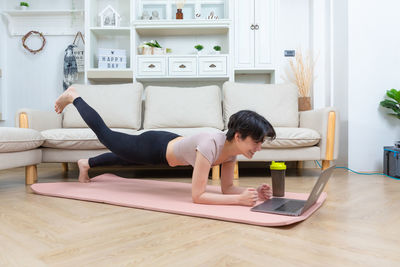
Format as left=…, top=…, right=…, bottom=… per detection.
left=275, top=200, right=305, bottom=213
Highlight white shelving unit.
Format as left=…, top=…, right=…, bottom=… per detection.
left=83, top=0, right=277, bottom=84
left=85, top=0, right=133, bottom=82
left=233, top=0, right=277, bottom=83
left=1, top=10, right=84, bottom=35
left=130, top=0, right=233, bottom=82
left=133, top=19, right=230, bottom=36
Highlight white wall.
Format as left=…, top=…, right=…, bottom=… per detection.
left=0, top=1, right=5, bottom=122
left=332, top=0, right=348, bottom=167
left=276, top=0, right=310, bottom=83
left=0, top=1, right=83, bottom=127
left=348, top=0, right=400, bottom=171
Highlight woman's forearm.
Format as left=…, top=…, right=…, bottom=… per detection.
left=193, top=192, right=240, bottom=205
left=222, top=185, right=246, bottom=195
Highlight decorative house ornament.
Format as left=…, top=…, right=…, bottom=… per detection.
left=99, top=5, right=121, bottom=27
left=98, top=48, right=126, bottom=69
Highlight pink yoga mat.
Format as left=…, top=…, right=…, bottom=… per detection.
left=31, top=174, right=327, bottom=227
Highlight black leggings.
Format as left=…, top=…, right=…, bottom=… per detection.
left=72, top=97, right=180, bottom=168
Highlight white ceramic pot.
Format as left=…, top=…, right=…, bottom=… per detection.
left=152, top=47, right=164, bottom=55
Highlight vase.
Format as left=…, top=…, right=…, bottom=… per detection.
left=298, top=97, right=311, bottom=111
left=152, top=47, right=163, bottom=55
left=142, top=47, right=152, bottom=55
left=176, top=9, right=183, bottom=19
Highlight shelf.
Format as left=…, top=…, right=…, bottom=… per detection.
left=234, top=69, right=276, bottom=74
left=90, top=27, right=131, bottom=36
left=133, top=19, right=231, bottom=36
left=136, top=76, right=229, bottom=82
left=1, top=10, right=84, bottom=36
left=87, top=68, right=133, bottom=81
left=137, top=54, right=228, bottom=57
left=2, top=10, right=84, bottom=16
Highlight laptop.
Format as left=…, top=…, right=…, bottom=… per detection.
left=251, top=165, right=335, bottom=216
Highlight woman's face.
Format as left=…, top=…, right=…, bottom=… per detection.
left=235, top=134, right=263, bottom=159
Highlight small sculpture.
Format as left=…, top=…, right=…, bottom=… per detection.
left=151, top=10, right=160, bottom=20
left=141, top=10, right=150, bottom=20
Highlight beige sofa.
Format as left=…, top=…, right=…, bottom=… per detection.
left=0, top=127, right=43, bottom=183
left=15, top=82, right=339, bottom=184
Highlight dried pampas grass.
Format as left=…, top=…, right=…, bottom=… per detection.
left=175, top=0, right=186, bottom=9
left=284, top=49, right=317, bottom=97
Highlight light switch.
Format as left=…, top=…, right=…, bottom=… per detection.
left=284, top=50, right=295, bottom=57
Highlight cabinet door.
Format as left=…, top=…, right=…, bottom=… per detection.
left=234, top=0, right=255, bottom=69
left=254, top=0, right=275, bottom=68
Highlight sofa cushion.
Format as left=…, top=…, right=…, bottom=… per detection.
left=0, top=127, right=44, bottom=152
left=144, top=85, right=224, bottom=130
left=138, top=127, right=223, bottom=137
left=223, top=82, right=299, bottom=128
left=41, top=128, right=138, bottom=149
left=263, top=127, right=320, bottom=148
left=63, top=83, right=143, bottom=129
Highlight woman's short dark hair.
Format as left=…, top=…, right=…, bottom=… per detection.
left=226, top=110, right=276, bottom=142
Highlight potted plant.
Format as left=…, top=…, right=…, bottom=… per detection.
left=19, top=2, right=29, bottom=10
left=213, top=45, right=221, bottom=54
left=194, top=44, right=204, bottom=55
left=380, top=89, right=400, bottom=119
left=283, top=49, right=317, bottom=111
left=144, top=40, right=164, bottom=55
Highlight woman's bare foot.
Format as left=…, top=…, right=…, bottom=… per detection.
left=54, top=87, right=80, bottom=114
left=77, top=159, right=91, bottom=183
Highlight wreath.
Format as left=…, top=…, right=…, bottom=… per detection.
left=22, top=31, right=46, bottom=54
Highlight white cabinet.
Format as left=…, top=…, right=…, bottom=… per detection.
left=169, top=56, right=197, bottom=76
left=234, top=0, right=276, bottom=69
left=138, top=56, right=167, bottom=76
left=198, top=56, right=227, bottom=76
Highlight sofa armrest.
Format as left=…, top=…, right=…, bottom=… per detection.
left=299, top=107, right=339, bottom=161
left=15, top=109, right=62, bottom=131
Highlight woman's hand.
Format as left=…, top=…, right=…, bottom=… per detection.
left=257, top=183, right=272, bottom=200
left=238, top=188, right=258, bottom=206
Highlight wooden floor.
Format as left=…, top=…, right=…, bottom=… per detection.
left=0, top=164, right=399, bottom=267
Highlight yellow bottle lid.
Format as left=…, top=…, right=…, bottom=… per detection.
left=270, top=161, right=286, bottom=170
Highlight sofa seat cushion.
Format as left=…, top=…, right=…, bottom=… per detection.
left=144, top=85, right=224, bottom=130
left=138, top=127, right=223, bottom=137
left=41, top=128, right=138, bottom=149
left=263, top=127, right=320, bottom=148
left=63, top=83, right=143, bottom=129
left=0, top=127, right=44, bottom=152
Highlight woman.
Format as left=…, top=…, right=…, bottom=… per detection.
left=55, top=87, right=276, bottom=206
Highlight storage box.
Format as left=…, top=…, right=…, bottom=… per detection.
left=383, top=146, right=400, bottom=178
left=98, top=48, right=127, bottom=69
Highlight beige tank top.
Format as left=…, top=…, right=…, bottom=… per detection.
left=173, top=132, right=236, bottom=167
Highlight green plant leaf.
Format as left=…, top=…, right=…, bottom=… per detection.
left=386, top=89, right=400, bottom=103
left=380, top=99, right=400, bottom=113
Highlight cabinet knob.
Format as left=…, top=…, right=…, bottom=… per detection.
left=209, top=64, right=216, bottom=68
left=179, top=64, right=186, bottom=69
left=250, top=24, right=255, bottom=30
left=254, top=24, right=259, bottom=30
left=148, top=64, right=155, bottom=68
